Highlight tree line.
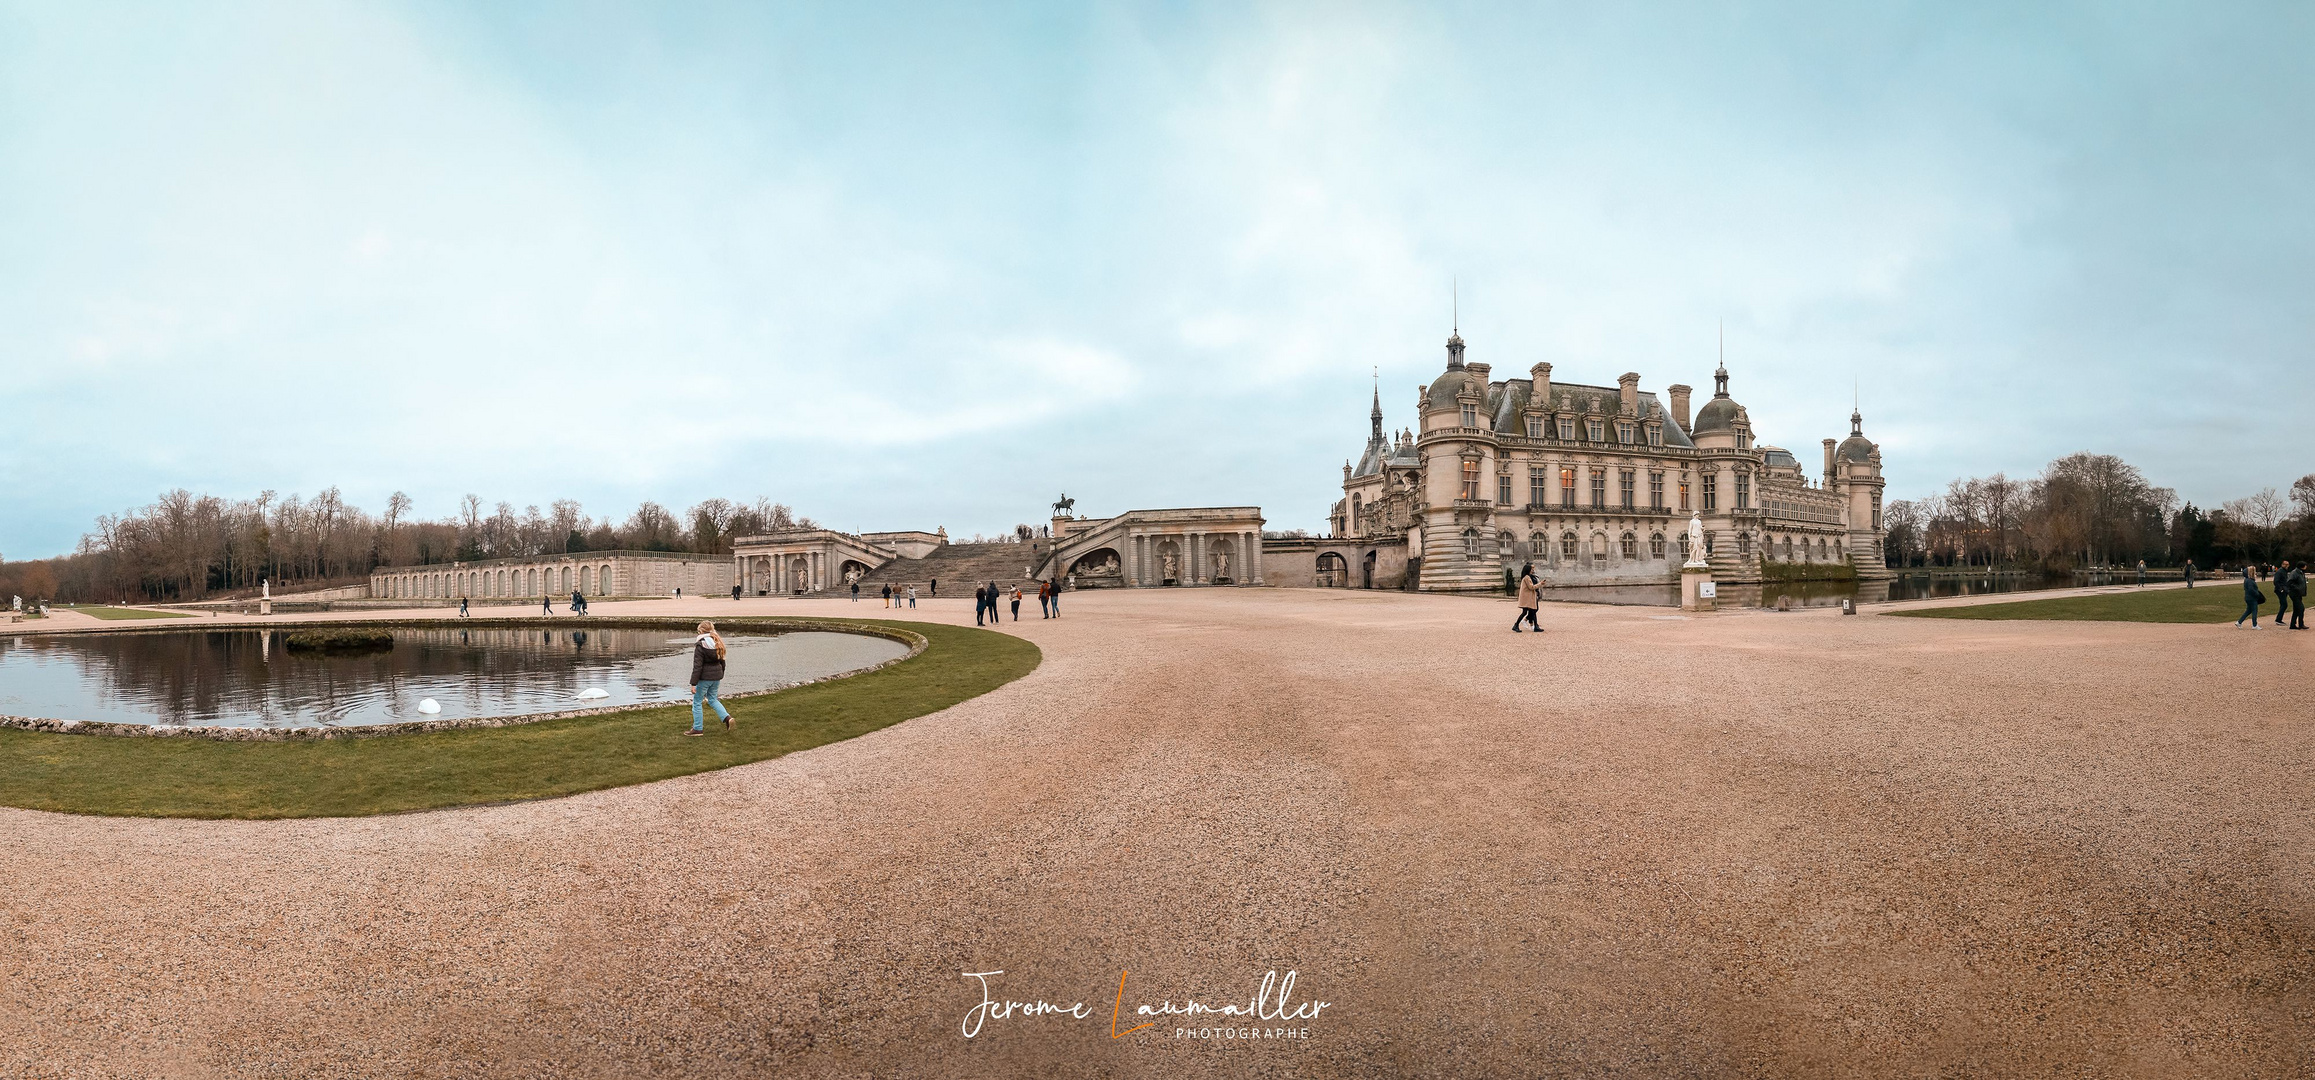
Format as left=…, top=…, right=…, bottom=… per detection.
left=0, top=490, right=816, bottom=604
left=1881, top=451, right=2315, bottom=570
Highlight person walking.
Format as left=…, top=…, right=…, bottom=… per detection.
left=930, top=577, right=938, bottom=598
left=1513, top=563, right=1542, bottom=633
left=1010, top=585, right=1022, bottom=622
left=2237, top=566, right=2264, bottom=628
left=2185, top=560, right=2196, bottom=588
left=1038, top=579, right=1052, bottom=618
left=2274, top=561, right=2294, bottom=630
left=686, top=621, right=732, bottom=736
left=905, top=584, right=917, bottom=609
left=2137, top=559, right=2147, bottom=587
left=541, top=592, right=555, bottom=616
left=571, top=589, right=586, bottom=616
left=2289, top=562, right=2308, bottom=629
left=1049, top=580, right=1060, bottom=618
left=882, top=583, right=893, bottom=609
left=732, top=583, right=741, bottom=601
left=458, top=595, right=469, bottom=618
left=973, top=583, right=988, bottom=626
left=850, top=580, right=860, bottom=603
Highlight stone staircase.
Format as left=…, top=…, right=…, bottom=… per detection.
left=819, top=541, right=1050, bottom=598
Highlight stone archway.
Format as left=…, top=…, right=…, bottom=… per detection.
left=1069, top=548, right=1123, bottom=582
left=1208, top=538, right=1239, bottom=584
left=1316, top=552, right=1349, bottom=588
left=838, top=560, right=871, bottom=586
left=789, top=556, right=811, bottom=594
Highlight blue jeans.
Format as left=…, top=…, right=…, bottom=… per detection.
left=692, top=680, right=730, bottom=730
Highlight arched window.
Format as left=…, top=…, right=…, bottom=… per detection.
left=1620, top=531, right=1638, bottom=559
left=1462, top=528, right=1480, bottom=557
left=1529, top=531, right=1547, bottom=556
left=1350, top=493, right=1362, bottom=532
left=1560, top=531, right=1578, bottom=558
left=1737, top=532, right=1752, bottom=557
left=1782, top=536, right=1793, bottom=560
left=1498, top=531, right=1516, bottom=556
left=1649, top=532, right=1666, bottom=559
left=1815, top=538, right=1827, bottom=560
left=1703, top=531, right=1715, bottom=556
left=1676, top=531, right=1691, bottom=561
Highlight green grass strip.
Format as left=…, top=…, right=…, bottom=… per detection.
left=0, top=618, right=1038, bottom=820
left=1886, top=584, right=2279, bottom=623
left=63, top=605, right=192, bottom=620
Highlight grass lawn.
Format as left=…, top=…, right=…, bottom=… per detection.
left=1887, top=584, right=2286, bottom=623
left=0, top=618, right=1039, bottom=819
left=63, top=604, right=193, bottom=620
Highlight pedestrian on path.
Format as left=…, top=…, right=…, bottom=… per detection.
left=686, top=621, right=731, bottom=736
left=2274, top=562, right=2295, bottom=630
left=541, top=593, right=555, bottom=616
left=905, top=584, right=917, bottom=609
left=1010, top=585, right=1022, bottom=621
left=2185, top=561, right=2196, bottom=588
left=2237, top=566, right=2264, bottom=628
left=2289, top=563, right=2308, bottom=629
left=571, top=590, right=587, bottom=616
left=1513, top=563, right=1542, bottom=633
left=2137, top=559, right=2147, bottom=587
left=851, top=580, right=860, bottom=603
left=930, top=577, right=939, bottom=597
left=1049, top=580, right=1060, bottom=618
left=1038, top=579, right=1053, bottom=618
left=732, top=584, right=741, bottom=601
left=973, top=583, right=989, bottom=626
left=882, top=583, right=893, bottom=608
left=458, top=595, right=469, bottom=618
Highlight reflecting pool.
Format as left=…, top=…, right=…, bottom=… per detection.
left=0, top=627, right=908, bottom=729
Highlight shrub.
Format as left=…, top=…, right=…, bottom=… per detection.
left=282, top=628, right=395, bottom=653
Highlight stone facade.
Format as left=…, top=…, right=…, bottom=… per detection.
left=1260, top=536, right=1412, bottom=590
left=1330, top=328, right=1889, bottom=592
left=731, top=530, right=946, bottom=595
left=1043, top=507, right=1268, bottom=587
left=370, top=551, right=734, bottom=601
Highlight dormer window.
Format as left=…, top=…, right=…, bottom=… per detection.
left=1647, top=425, right=1663, bottom=447
left=1460, top=404, right=1477, bottom=428
left=1586, top=419, right=1604, bottom=442
left=1617, top=423, right=1634, bottom=445
left=1558, top=418, right=1575, bottom=440
left=1526, top=417, right=1543, bottom=439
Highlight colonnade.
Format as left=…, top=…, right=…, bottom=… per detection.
left=1123, top=529, right=1259, bottom=587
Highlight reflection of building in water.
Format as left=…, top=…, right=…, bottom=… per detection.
left=370, top=550, right=733, bottom=600
left=1324, top=327, right=1889, bottom=591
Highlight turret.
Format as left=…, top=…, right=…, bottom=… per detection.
left=1446, top=329, right=1465, bottom=370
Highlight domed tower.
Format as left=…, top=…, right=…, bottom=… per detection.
left=1416, top=326, right=1503, bottom=591
left=1684, top=360, right=1763, bottom=579
left=1833, top=406, right=1891, bottom=578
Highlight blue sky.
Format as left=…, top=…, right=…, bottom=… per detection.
left=3, top=1, right=2309, bottom=558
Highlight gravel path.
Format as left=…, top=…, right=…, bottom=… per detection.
left=3, top=589, right=2311, bottom=1078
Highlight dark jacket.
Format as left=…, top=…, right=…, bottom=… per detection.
left=2290, top=567, right=2307, bottom=598
left=2244, top=571, right=2263, bottom=600
left=690, top=636, right=726, bottom=686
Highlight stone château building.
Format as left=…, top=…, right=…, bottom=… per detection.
left=1331, top=328, right=1889, bottom=591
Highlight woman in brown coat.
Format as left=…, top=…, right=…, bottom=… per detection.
left=1513, top=563, right=1542, bottom=633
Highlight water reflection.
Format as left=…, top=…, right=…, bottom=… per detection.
left=0, top=628, right=906, bottom=729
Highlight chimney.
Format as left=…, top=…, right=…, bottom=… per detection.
left=1668, top=384, right=1692, bottom=431
left=1530, top=363, right=1552, bottom=407
left=1468, top=362, right=1491, bottom=384
left=1822, top=438, right=1837, bottom=483
left=1618, top=372, right=1640, bottom=416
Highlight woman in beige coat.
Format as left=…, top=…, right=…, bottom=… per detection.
left=1513, top=563, right=1542, bottom=633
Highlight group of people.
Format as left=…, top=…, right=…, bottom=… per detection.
left=451, top=591, right=588, bottom=617
left=2238, top=561, right=2308, bottom=629
left=876, top=583, right=919, bottom=608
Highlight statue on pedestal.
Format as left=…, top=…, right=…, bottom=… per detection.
left=1162, top=553, right=1178, bottom=581
left=1683, top=514, right=1710, bottom=569
left=1213, top=549, right=1230, bottom=580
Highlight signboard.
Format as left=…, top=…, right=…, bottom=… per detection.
left=1697, top=581, right=1717, bottom=599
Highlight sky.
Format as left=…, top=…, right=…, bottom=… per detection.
left=3, top=1, right=2310, bottom=558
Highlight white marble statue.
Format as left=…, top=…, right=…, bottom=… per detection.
left=1162, top=553, right=1178, bottom=580
left=1684, top=514, right=1709, bottom=568
left=1213, top=550, right=1230, bottom=579
left=261, top=578, right=270, bottom=600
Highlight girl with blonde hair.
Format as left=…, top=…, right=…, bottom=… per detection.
left=688, top=621, right=731, bottom=735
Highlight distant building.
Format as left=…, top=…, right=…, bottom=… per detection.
left=1329, top=328, right=1889, bottom=591
left=370, top=550, right=733, bottom=601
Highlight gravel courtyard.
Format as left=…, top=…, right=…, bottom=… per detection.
left=4, top=588, right=2310, bottom=1078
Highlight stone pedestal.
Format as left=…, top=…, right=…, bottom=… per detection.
left=1680, top=565, right=1716, bottom=612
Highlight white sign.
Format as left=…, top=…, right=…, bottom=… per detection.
left=1697, top=581, right=1717, bottom=599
